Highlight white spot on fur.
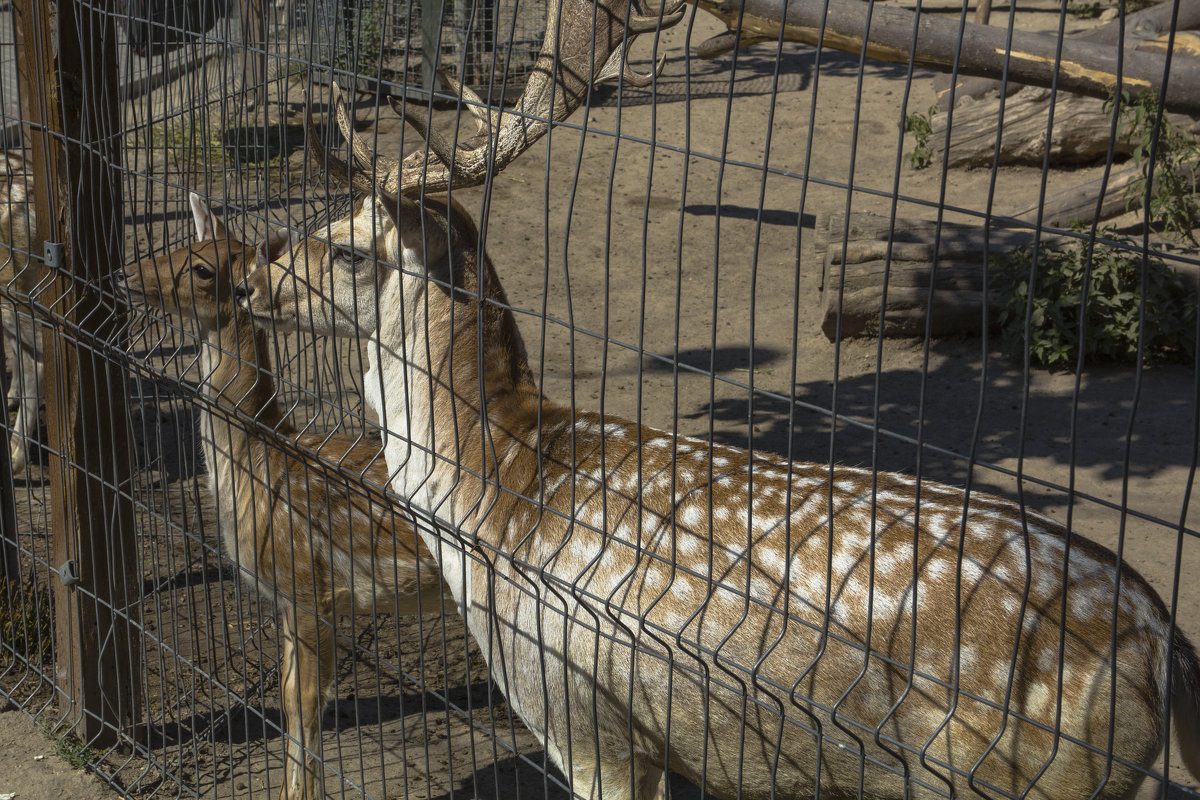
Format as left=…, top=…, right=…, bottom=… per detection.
left=677, top=534, right=702, bottom=558
left=757, top=547, right=786, bottom=574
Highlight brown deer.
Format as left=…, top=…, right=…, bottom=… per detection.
left=238, top=83, right=1200, bottom=799
left=0, top=151, right=43, bottom=472
left=120, top=193, right=444, bottom=800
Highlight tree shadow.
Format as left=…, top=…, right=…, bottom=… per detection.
left=324, top=679, right=496, bottom=733
left=650, top=340, right=1199, bottom=494
left=836, top=349, right=1193, bottom=486
left=141, top=679, right=493, bottom=750
left=611, top=41, right=940, bottom=108
left=682, top=203, right=815, bottom=229
left=129, top=376, right=203, bottom=484
left=141, top=565, right=229, bottom=597
left=221, top=122, right=308, bottom=163
left=642, top=344, right=788, bottom=376
left=433, top=751, right=706, bottom=800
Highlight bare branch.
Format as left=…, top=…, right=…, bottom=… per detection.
left=380, top=0, right=688, bottom=197
left=309, top=0, right=688, bottom=200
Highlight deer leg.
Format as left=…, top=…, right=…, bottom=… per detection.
left=277, top=604, right=335, bottom=800
left=277, top=610, right=303, bottom=800
left=5, top=310, right=41, bottom=472
left=3, top=328, right=16, bottom=414
left=551, top=745, right=666, bottom=800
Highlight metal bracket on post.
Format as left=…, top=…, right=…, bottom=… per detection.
left=57, top=559, right=79, bottom=589
left=43, top=240, right=64, bottom=269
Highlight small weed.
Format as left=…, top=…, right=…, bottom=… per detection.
left=333, top=1, right=389, bottom=78
left=1108, top=89, right=1200, bottom=243
left=902, top=104, right=937, bottom=170
left=0, top=577, right=52, bottom=668
left=36, top=720, right=100, bottom=770
left=1067, top=1, right=1104, bottom=17
left=52, top=732, right=98, bottom=769
left=126, top=118, right=229, bottom=171
left=990, top=232, right=1196, bottom=371
left=269, top=56, right=307, bottom=83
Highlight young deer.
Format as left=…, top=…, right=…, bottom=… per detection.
left=240, top=106, right=1200, bottom=798
left=121, top=194, right=444, bottom=800
left=0, top=151, right=44, bottom=472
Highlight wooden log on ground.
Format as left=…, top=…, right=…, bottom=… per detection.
left=1007, top=166, right=1142, bottom=228
left=817, top=212, right=1040, bottom=340
left=936, top=0, right=1200, bottom=110
left=930, top=85, right=1200, bottom=168
left=689, top=0, right=1200, bottom=115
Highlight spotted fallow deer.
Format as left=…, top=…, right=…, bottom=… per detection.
left=120, top=194, right=444, bottom=800
left=0, top=151, right=44, bottom=472
left=237, top=73, right=1200, bottom=798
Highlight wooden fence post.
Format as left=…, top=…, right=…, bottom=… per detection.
left=13, top=0, right=142, bottom=745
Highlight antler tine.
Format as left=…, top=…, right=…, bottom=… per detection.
left=305, top=81, right=406, bottom=198
left=306, top=95, right=352, bottom=189
left=625, top=0, right=688, bottom=35
left=384, top=92, right=488, bottom=192
left=621, top=54, right=670, bottom=87
left=436, top=69, right=502, bottom=136
left=603, top=0, right=687, bottom=85
left=593, top=48, right=671, bottom=87
left=330, top=82, right=403, bottom=183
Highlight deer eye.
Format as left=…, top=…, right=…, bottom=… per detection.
left=334, top=245, right=372, bottom=271
left=191, top=263, right=215, bottom=281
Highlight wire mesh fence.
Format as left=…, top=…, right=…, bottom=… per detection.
left=2, top=0, right=1199, bottom=797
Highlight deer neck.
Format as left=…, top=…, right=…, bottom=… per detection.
left=369, top=252, right=541, bottom=538
left=196, top=309, right=290, bottom=540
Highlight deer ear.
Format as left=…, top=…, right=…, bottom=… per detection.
left=189, top=192, right=226, bottom=242
left=395, top=201, right=449, bottom=278
left=257, top=228, right=293, bottom=267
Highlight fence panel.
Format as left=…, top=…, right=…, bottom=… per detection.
left=2, top=0, right=1198, bottom=797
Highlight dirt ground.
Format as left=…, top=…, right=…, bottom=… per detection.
left=0, top=704, right=118, bottom=800
left=3, top=0, right=1200, bottom=797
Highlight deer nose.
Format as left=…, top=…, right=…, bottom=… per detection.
left=234, top=281, right=254, bottom=300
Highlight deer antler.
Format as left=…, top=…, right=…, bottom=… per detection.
left=315, top=0, right=687, bottom=199
left=306, top=83, right=397, bottom=198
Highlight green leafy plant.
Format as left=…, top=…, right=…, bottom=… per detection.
left=1066, top=1, right=1104, bottom=17
left=990, top=234, right=1196, bottom=371
left=126, top=118, right=229, bottom=171
left=1109, top=89, right=1200, bottom=243
left=334, top=1, right=389, bottom=77
left=269, top=55, right=308, bottom=83
left=51, top=732, right=99, bottom=770
left=34, top=720, right=101, bottom=771
left=902, top=104, right=938, bottom=169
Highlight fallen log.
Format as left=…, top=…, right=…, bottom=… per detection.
left=817, top=212, right=1040, bottom=339
left=689, top=0, right=1200, bottom=115
left=935, top=0, right=1200, bottom=110
left=1006, top=166, right=1143, bottom=228
left=928, top=84, right=1200, bottom=168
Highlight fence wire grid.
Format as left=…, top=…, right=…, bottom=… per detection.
left=1, top=0, right=1199, bottom=798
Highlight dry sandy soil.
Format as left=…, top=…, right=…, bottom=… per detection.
left=0, top=704, right=119, bottom=800
left=3, top=0, right=1200, bottom=797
